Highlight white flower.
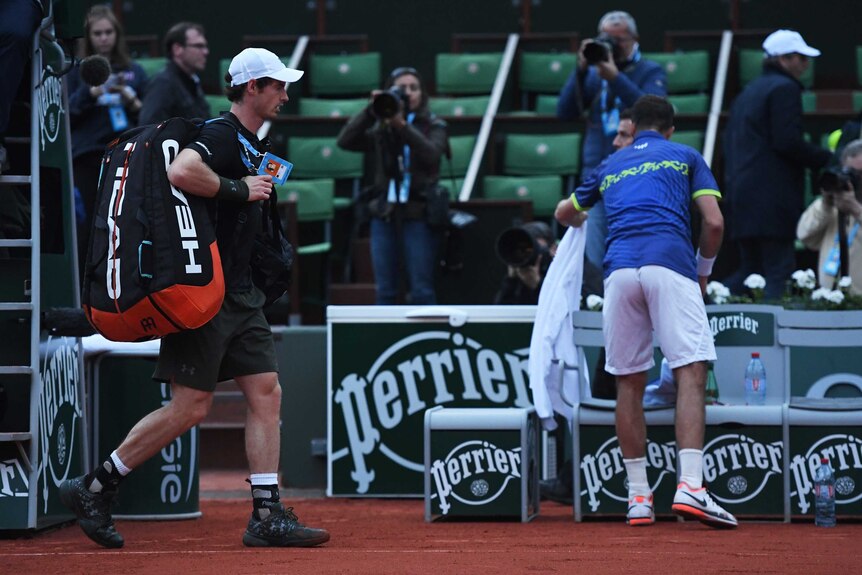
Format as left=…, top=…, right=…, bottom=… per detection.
left=744, top=274, right=766, bottom=290
left=706, top=281, right=731, bottom=304
left=839, top=276, right=853, bottom=289
left=826, top=290, right=845, bottom=304
left=586, top=294, right=604, bottom=311
left=792, top=269, right=817, bottom=290
left=811, top=287, right=830, bottom=301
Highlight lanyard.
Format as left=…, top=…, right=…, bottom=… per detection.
left=823, top=221, right=859, bottom=277
left=236, top=130, right=263, bottom=173
left=600, top=45, right=641, bottom=136
left=387, top=112, right=415, bottom=204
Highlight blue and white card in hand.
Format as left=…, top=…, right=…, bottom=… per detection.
left=258, top=152, right=293, bottom=185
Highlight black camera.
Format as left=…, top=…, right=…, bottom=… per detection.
left=495, top=224, right=551, bottom=268
left=583, top=34, right=624, bottom=65
left=372, top=86, right=409, bottom=119
left=817, top=166, right=859, bottom=194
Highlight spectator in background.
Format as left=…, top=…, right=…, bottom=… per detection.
left=557, top=10, right=666, bottom=298
left=139, top=22, right=210, bottom=125
left=797, top=139, right=862, bottom=294
left=723, top=29, right=832, bottom=299
left=337, top=66, right=449, bottom=305
left=0, top=0, right=43, bottom=174
left=493, top=221, right=557, bottom=305
left=68, top=4, right=147, bottom=273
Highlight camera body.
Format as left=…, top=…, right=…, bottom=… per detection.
left=583, top=33, right=624, bottom=65
left=495, top=225, right=551, bottom=268
left=372, top=85, right=409, bottom=119
left=817, top=166, right=859, bottom=194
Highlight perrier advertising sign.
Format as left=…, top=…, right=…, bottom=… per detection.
left=328, top=309, right=534, bottom=496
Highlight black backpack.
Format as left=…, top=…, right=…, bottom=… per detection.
left=82, top=117, right=224, bottom=342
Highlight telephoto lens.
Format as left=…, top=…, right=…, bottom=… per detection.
left=372, top=86, right=406, bottom=119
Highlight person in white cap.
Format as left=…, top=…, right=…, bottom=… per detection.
left=59, top=48, right=330, bottom=549
left=722, top=29, right=832, bottom=300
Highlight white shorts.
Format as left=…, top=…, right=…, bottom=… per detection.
left=602, top=266, right=716, bottom=376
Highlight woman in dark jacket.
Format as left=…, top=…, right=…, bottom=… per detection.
left=337, top=67, right=449, bottom=304
left=68, top=5, right=147, bottom=272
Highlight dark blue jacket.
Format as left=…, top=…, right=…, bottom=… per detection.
left=557, top=55, right=666, bottom=177
left=723, top=63, right=832, bottom=240
left=67, top=60, right=148, bottom=158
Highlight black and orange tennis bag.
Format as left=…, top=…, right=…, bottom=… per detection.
left=82, top=117, right=224, bottom=342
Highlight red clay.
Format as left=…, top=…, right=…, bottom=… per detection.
left=1, top=498, right=859, bottom=574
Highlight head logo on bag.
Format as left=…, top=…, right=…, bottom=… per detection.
left=82, top=117, right=225, bottom=341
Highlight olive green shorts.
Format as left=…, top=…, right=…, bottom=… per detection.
left=153, top=288, right=278, bottom=391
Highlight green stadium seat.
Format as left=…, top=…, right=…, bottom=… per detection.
left=503, top=133, right=581, bottom=177
left=428, top=95, right=490, bottom=117
left=518, top=52, right=577, bottom=93
left=205, top=93, right=231, bottom=115
left=308, top=52, right=381, bottom=96
left=739, top=48, right=814, bottom=89
left=671, top=130, right=704, bottom=151
left=854, top=91, right=862, bottom=112
left=643, top=50, right=710, bottom=93
left=287, top=137, right=363, bottom=180
left=535, top=95, right=559, bottom=115
left=668, top=93, right=709, bottom=114
left=482, top=175, right=563, bottom=218
left=298, top=97, right=368, bottom=118
left=276, top=178, right=336, bottom=255
left=136, top=57, right=167, bottom=79
left=446, top=135, right=477, bottom=178
left=801, top=91, right=817, bottom=113
left=857, top=46, right=862, bottom=87
left=435, top=52, right=502, bottom=95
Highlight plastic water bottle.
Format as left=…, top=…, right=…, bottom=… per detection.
left=744, top=352, right=767, bottom=406
left=814, top=458, right=836, bottom=527
left=705, top=362, right=720, bottom=405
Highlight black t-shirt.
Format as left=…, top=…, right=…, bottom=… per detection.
left=186, top=112, right=266, bottom=292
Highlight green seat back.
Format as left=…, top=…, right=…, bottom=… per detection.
left=503, top=133, right=581, bottom=176
left=219, top=58, right=232, bottom=88
left=435, top=52, right=502, bottom=95
left=309, top=52, right=381, bottom=96
left=482, top=175, right=563, bottom=217
left=671, top=130, right=704, bottom=151
left=739, top=48, right=814, bottom=89
left=854, top=90, right=862, bottom=112
left=276, top=178, right=335, bottom=222
left=801, top=91, right=817, bottom=113
left=428, top=95, right=490, bottom=116
left=287, top=137, right=363, bottom=179
left=519, top=52, right=577, bottom=93
left=447, top=135, right=477, bottom=177
left=535, top=94, right=559, bottom=115
left=643, top=50, right=710, bottom=93
left=298, top=97, right=368, bottom=118
left=136, top=57, right=167, bottom=79
left=857, top=46, right=862, bottom=87
left=205, top=94, right=231, bottom=115
left=668, top=93, right=709, bottom=114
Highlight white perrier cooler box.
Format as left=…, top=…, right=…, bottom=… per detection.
left=424, top=407, right=539, bottom=522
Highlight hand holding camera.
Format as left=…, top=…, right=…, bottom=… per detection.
left=579, top=34, right=623, bottom=80
left=371, top=85, right=409, bottom=125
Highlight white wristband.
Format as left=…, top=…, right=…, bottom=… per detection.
left=696, top=250, right=716, bottom=276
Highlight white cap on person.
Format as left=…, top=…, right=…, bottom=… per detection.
left=228, top=47, right=304, bottom=86
left=762, top=29, right=821, bottom=58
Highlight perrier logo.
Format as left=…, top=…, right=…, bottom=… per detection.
left=707, top=311, right=775, bottom=347
left=332, top=329, right=532, bottom=494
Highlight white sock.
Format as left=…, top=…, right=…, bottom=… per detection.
left=623, top=457, right=650, bottom=498
left=110, top=450, right=132, bottom=476
left=249, top=473, right=279, bottom=486
left=678, top=448, right=703, bottom=489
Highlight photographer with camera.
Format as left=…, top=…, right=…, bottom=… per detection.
left=493, top=221, right=557, bottom=305
left=337, top=67, right=449, bottom=305
left=557, top=11, right=666, bottom=300
left=797, top=139, right=862, bottom=294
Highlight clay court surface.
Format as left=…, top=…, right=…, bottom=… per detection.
left=1, top=472, right=859, bottom=574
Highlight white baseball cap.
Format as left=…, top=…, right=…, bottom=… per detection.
left=762, top=29, right=821, bottom=58
left=228, top=48, right=304, bottom=86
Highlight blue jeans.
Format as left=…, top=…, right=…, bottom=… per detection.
left=370, top=217, right=439, bottom=305
left=725, top=237, right=796, bottom=300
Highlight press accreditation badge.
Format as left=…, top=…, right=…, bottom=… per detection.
left=258, top=152, right=293, bottom=185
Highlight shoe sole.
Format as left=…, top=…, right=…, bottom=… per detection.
left=242, top=530, right=331, bottom=548
left=672, top=503, right=738, bottom=529
left=626, top=516, right=655, bottom=526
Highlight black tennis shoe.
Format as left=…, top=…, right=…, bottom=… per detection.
left=59, top=475, right=125, bottom=548
left=243, top=503, right=330, bottom=547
